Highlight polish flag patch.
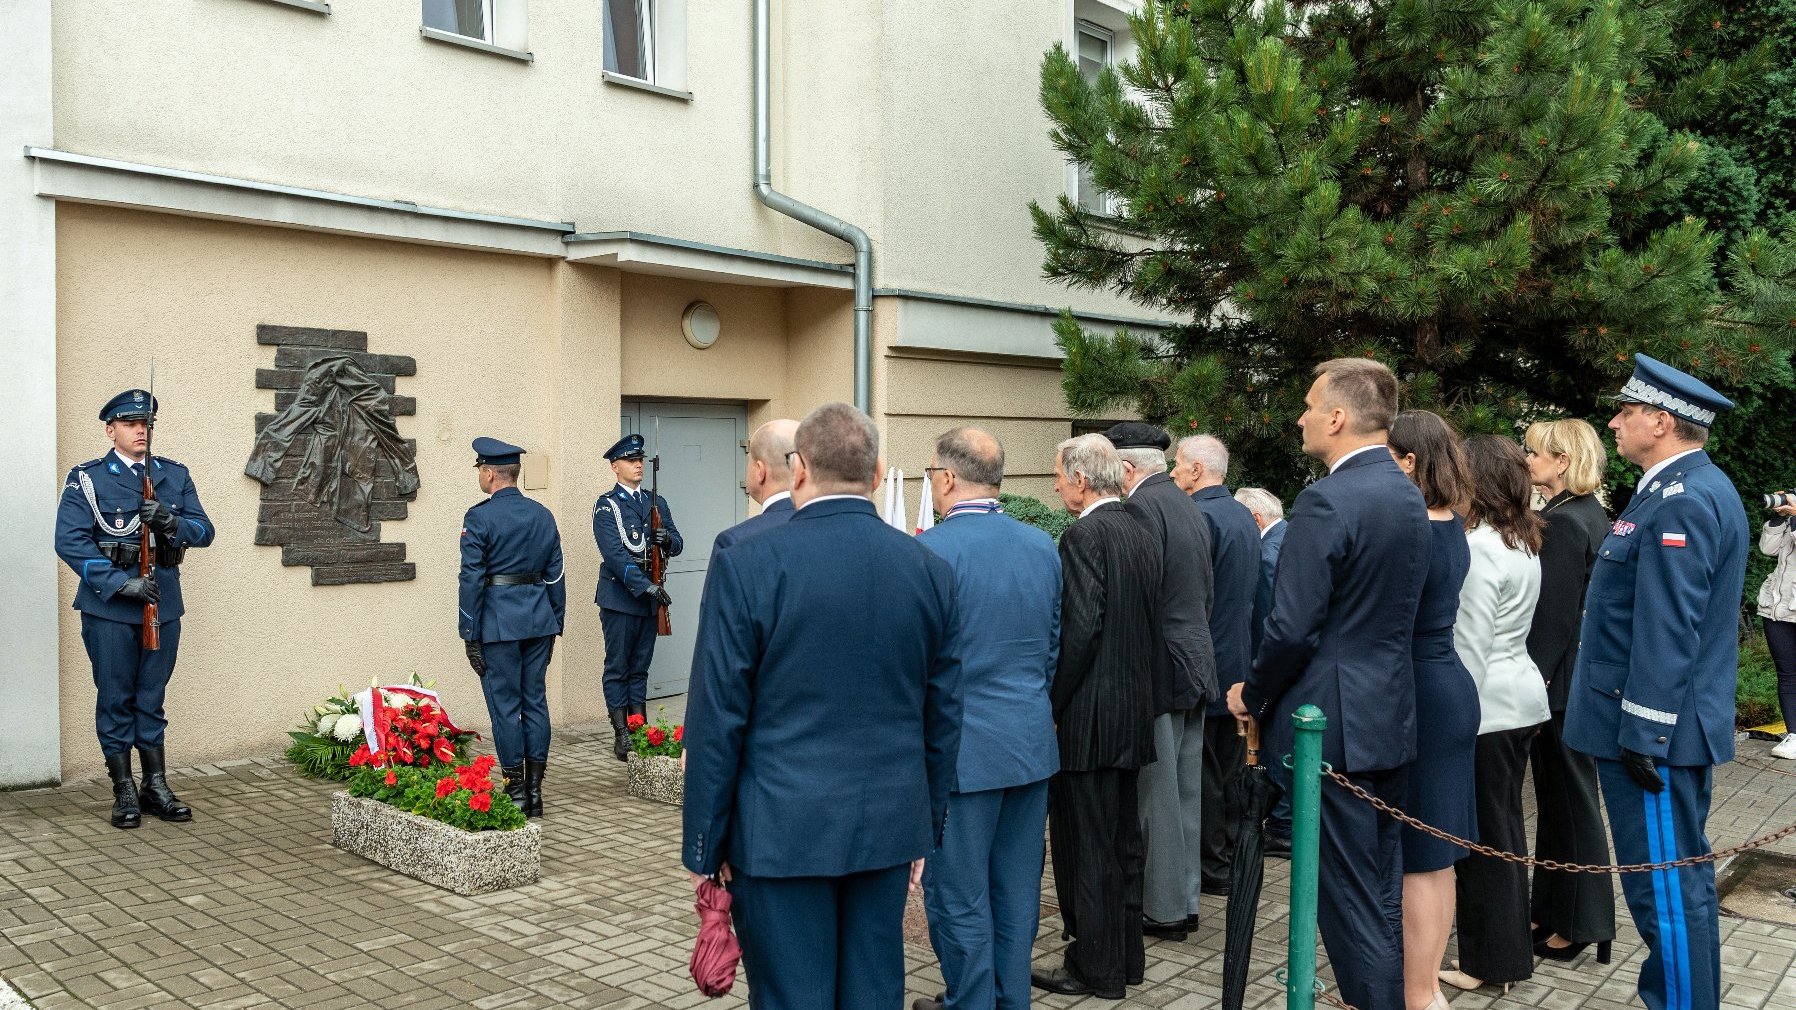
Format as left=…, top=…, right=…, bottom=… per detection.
left=1662, top=532, right=1687, bottom=548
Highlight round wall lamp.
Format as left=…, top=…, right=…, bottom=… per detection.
left=682, top=301, right=722, bottom=350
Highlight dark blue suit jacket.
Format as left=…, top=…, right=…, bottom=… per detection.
left=682, top=497, right=963, bottom=878
left=711, top=494, right=795, bottom=553
left=458, top=487, right=566, bottom=643
left=918, top=510, right=1060, bottom=793
left=1565, top=450, right=1748, bottom=766
left=1250, top=519, right=1287, bottom=657
left=1194, top=485, right=1262, bottom=716
left=56, top=452, right=215, bottom=624
left=1241, top=450, right=1429, bottom=773
left=593, top=483, right=682, bottom=615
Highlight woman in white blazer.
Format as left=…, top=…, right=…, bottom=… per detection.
left=1759, top=498, right=1796, bottom=758
left=1441, top=436, right=1550, bottom=995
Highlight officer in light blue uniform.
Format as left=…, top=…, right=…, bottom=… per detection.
left=55, top=389, right=215, bottom=829
left=1565, top=355, right=1748, bottom=1010
left=592, top=433, right=682, bottom=760
left=460, top=437, right=565, bottom=818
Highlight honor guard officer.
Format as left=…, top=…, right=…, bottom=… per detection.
left=459, top=438, right=566, bottom=818
left=55, top=390, right=215, bottom=829
left=1565, top=355, right=1748, bottom=1010
left=592, top=433, right=682, bottom=760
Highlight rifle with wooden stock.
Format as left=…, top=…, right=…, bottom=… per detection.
left=140, top=363, right=161, bottom=650
left=648, top=454, right=672, bottom=637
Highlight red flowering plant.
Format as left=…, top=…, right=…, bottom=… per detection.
left=344, top=695, right=524, bottom=830
left=628, top=706, right=684, bottom=759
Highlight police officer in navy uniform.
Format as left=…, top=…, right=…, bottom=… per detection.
left=55, top=390, right=216, bottom=829
left=460, top=438, right=565, bottom=818
left=592, top=433, right=682, bottom=760
left=1565, top=355, right=1748, bottom=1010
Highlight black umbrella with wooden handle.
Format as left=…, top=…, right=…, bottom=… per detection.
left=1222, top=719, right=1277, bottom=1010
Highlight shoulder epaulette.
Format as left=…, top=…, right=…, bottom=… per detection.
left=151, top=454, right=184, bottom=470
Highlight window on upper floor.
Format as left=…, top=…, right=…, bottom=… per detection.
left=604, top=0, right=689, bottom=94
left=1074, top=20, right=1113, bottom=215
left=423, top=0, right=528, bottom=52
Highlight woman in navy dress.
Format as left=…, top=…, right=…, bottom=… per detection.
left=1388, top=411, right=1481, bottom=1010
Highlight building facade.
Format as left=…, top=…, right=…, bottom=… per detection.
left=0, top=0, right=1162, bottom=786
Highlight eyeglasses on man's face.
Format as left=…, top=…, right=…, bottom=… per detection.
left=923, top=466, right=951, bottom=480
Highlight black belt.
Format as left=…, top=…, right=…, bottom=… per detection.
left=99, top=541, right=185, bottom=568
left=485, top=573, right=544, bottom=586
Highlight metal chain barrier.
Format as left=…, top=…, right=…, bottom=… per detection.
left=1324, top=767, right=1796, bottom=873
left=1735, top=757, right=1796, bottom=779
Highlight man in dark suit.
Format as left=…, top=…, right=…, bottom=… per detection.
left=1032, top=434, right=1161, bottom=1001
left=1235, top=486, right=1291, bottom=849
left=682, top=403, right=963, bottom=1010
left=713, top=418, right=799, bottom=553
left=1565, top=355, right=1748, bottom=1010
left=1173, top=435, right=1262, bottom=895
left=593, top=433, right=682, bottom=760
left=915, top=427, right=1060, bottom=1010
left=1227, top=358, right=1429, bottom=1010
left=458, top=437, right=566, bottom=817
left=1105, top=422, right=1215, bottom=941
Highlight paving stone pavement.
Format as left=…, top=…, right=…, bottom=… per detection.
left=1, top=711, right=1792, bottom=1010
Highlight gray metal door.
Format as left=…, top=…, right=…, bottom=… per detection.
left=619, top=400, right=748, bottom=698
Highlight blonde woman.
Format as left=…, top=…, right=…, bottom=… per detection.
left=1520, top=419, right=1615, bottom=962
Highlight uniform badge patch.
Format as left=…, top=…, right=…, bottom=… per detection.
left=1662, top=481, right=1685, bottom=498
left=1648, top=481, right=1661, bottom=493
left=1662, top=532, right=1687, bottom=547
left=1612, top=520, right=1637, bottom=537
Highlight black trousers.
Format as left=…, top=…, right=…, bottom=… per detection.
left=1765, top=618, right=1796, bottom=727
left=1318, top=764, right=1406, bottom=1010
left=1456, top=727, right=1536, bottom=983
left=1529, top=710, right=1615, bottom=943
left=1048, top=768, right=1144, bottom=991
left=1200, top=714, right=1246, bottom=889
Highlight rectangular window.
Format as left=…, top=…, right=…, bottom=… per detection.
left=1075, top=20, right=1112, bottom=215
left=604, top=0, right=655, bottom=82
left=423, top=0, right=490, bottom=41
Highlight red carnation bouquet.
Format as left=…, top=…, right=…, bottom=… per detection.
left=345, top=695, right=524, bottom=831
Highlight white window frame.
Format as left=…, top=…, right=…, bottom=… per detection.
left=1073, top=19, right=1117, bottom=217
left=605, top=0, right=656, bottom=83
left=421, top=0, right=530, bottom=59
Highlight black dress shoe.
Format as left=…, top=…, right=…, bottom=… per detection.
left=1143, top=918, right=1189, bottom=941
left=1185, top=913, right=1201, bottom=928
left=1265, top=833, right=1293, bottom=858
left=1534, top=938, right=1612, bottom=964
left=1032, top=967, right=1123, bottom=1000
left=911, top=999, right=943, bottom=1010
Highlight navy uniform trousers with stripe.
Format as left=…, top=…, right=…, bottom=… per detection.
left=1596, top=760, right=1719, bottom=1010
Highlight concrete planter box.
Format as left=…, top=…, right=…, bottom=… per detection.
left=329, top=792, right=539, bottom=895
left=626, top=753, right=683, bottom=806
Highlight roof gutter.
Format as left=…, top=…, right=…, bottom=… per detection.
left=753, top=0, right=872, bottom=412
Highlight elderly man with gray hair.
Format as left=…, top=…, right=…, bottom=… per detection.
left=1032, top=434, right=1161, bottom=1000
left=914, top=427, right=1061, bottom=1010
left=1104, top=422, right=1216, bottom=942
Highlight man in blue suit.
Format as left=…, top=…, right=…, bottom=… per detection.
left=914, top=427, right=1060, bottom=1010
left=1236, top=486, right=1291, bottom=850
left=1227, top=358, right=1429, bottom=1010
left=682, top=403, right=963, bottom=1010
left=56, top=389, right=216, bottom=829
left=593, top=433, right=682, bottom=760
left=459, top=437, right=566, bottom=817
left=1174, top=435, right=1263, bottom=895
left=712, top=419, right=799, bottom=553
left=1565, top=355, right=1748, bottom=1010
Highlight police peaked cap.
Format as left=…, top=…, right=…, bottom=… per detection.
left=1102, top=422, right=1172, bottom=452
left=472, top=436, right=525, bottom=467
left=100, top=389, right=158, bottom=422
left=604, top=433, right=646, bottom=461
left=1611, top=354, right=1735, bottom=428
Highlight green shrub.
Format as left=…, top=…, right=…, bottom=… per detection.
left=999, top=492, right=1074, bottom=543
left=1737, top=637, right=1785, bottom=729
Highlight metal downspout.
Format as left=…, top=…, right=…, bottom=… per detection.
left=753, top=0, right=873, bottom=413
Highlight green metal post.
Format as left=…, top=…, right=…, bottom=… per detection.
left=1287, top=704, right=1327, bottom=1010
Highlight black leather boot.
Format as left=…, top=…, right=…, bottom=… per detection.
left=105, top=752, right=141, bottom=830
left=137, top=746, right=192, bottom=822
left=524, top=758, right=545, bottom=818
left=609, top=708, right=630, bottom=762
left=502, top=764, right=527, bottom=812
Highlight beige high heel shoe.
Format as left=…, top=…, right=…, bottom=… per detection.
left=1428, top=992, right=1453, bottom=1010
left=1439, top=965, right=1513, bottom=995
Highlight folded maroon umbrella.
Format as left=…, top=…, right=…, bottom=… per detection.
left=691, top=877, right=741, bottom=997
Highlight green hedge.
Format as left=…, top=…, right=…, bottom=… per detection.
left=1738, top=636, right=1785, bottom=729
left=999, top=492, right=1074, bottom=542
